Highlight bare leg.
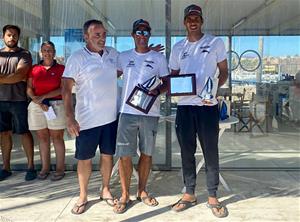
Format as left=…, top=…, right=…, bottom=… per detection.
left=36, top=129, right=51, bottom=173
left=49, top=129, right=65, bottom=173
left=136, top=153, right=158, bottom=206
left=0, top=131, right=13, bottom=171
left=100, top=154, right=113, bottom=198
left=21, top=131, right=34, bottom=169
left=113, top=156, right=133, bottom=213
left=119, top=156, right=132, bottom=201
left=137, top=153, right=152, bottom=196
left=77, top=159, right=92, bottom=204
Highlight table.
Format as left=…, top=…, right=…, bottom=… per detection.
left=163, top=115, right=238, bottom=193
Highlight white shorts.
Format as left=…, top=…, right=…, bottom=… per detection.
left=28, top=101, right=66, bottom=130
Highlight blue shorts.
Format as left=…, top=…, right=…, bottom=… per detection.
left=75, top=120, right=118, bottom=160
left=0, top=101, right=29, bottom=134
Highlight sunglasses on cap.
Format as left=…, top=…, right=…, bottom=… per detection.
left=135, top=30, right=150, bottom=37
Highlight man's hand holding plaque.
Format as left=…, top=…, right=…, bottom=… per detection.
left=126, top=76, right=161, bottom=114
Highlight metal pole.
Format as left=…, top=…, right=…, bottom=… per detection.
left=258, top=36, right=264, bottom=82
left=228, top=35, right=232, bottom=94
left=42, top=0, right=50, bottom=41
left=165, top=0, right=172, bottom=169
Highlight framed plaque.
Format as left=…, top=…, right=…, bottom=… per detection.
left=126, top=86, right=158, bottom=114
left=168, top=73, right=196, bottom=96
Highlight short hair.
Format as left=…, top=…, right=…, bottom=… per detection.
left=3, top=24, right=21, bottom=36
left=41, top=40, right=56, bottom=51
left=83, top=19, right=103, bottom=34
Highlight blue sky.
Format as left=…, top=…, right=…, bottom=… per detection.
left=1, top=35, right=299, bottom=58
left=232, top=36, right=300, bottom=57
left=24, top=35, right=297, bottom=58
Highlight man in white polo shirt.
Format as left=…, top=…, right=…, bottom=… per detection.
left=113, top=19, right=169, bottom=214
left=62, top=20, right=118, bottom=214
left=169, top=5, right=229, bottom=218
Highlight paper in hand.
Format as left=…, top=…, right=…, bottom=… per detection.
left=43, top=106, right=57, bottom=120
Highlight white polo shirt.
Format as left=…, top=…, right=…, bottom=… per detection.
left=169, top=34, right=227, bottom=106
left=63, top=46, right=118, bottom=130
left=118, top=49, right=169, bottom=116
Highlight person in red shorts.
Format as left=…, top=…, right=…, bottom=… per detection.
left=27, top=41, right=66, bottom=181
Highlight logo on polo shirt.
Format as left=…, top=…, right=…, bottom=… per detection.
left=144, top=60, right=154, bottom=64
left=127, top=60, right=135, bottom=67
left=181, top=51, right=189, bottom=60
left=200, top=46, right=210, bottom=49
left=108, top=58, right=115, bottom=64
left=144, top=60, right=154, bottom=69
left=145, top=64, right=153, bottom=69
left=51, top=73, right=55, bottom=76
left=200, top=45, right=210, bottom=53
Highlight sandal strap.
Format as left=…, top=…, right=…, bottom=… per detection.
left=172, top=198, right=196, bottom=207
left=206, top=202, right=223, bottom=209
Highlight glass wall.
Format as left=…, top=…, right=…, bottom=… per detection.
left=0, top=0, right=299, bottom=170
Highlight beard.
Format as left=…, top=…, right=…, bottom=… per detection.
left=5, top=41, right=18, bottom=49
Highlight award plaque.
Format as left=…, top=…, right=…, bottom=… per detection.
left=126, top=76, right=160, bottom=114
left=168, top=73, right=196, bottom=96
left=198, top=77, right=219, bottom=104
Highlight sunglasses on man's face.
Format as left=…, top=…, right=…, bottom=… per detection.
left=135, top=30, right=150, bottom=37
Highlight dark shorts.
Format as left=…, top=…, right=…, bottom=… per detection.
left=75, top=120, right=118, bottom=160
left=0, top=101, right=29, bottom=134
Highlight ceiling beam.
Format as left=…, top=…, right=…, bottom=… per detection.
left=269, top=14, right=300, bottom=34
left=231, top=0, right=277, bottom=33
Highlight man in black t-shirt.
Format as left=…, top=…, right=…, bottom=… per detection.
left=0, top=24, right=36, bottom=181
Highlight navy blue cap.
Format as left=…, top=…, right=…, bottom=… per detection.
left=132, top=19, right=151, bottom=32
left=184, top=4, right=202, bottom=19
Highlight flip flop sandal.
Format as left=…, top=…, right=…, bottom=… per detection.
left=206, top=202, right=229, bottom=218
left=50, top=172, right=65, bottom=181
left=113, top=199, right=132, bottom=214
left=137, top=196, right=159, bottom=207
left=171, top=198, right=197, bottom=212
left=37, top=172, right=49, bottom=180
left=100, top=196, right=117, bottom=207
left=71, top=201, right=88, bottom=215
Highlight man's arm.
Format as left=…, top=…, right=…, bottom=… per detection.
left=217, top=59, right=228, bottom=87
left=62, top=77, right=80, bottom=137
left=0, top=61, right=31, bottom=84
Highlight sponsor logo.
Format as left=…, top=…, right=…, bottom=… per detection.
left=146, top=64, right=153, bottom=69
left=200, top=45, right=210, bottom=49
left=144, top=60, right=154, bottom=64
left=108, top=58, right=115, bottom=64
left=181, top=51, right=189, bottom=60
left=126, top=60, right=135, bottom=67
left=117, top=142, right=130, bottom=146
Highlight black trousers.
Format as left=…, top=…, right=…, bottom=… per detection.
left=175, top=105, right=220, bottom=197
